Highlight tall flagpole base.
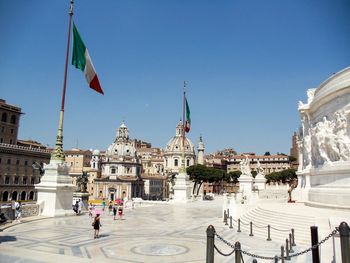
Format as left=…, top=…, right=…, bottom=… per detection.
left=171, top=172, right=192, bottom=202
left=35, top=159, right=75, bottom=217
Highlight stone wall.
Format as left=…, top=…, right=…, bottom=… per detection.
left=1, top=203, right=39, bottom=220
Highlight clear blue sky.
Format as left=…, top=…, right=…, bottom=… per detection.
left=1, top=0, right=350, bottom=154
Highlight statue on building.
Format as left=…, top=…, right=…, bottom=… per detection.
left=256, top=160, right=264, bottom=176
left=76, top=172, right=89, bottom=193
left=239, top=156, right=251, bottom=176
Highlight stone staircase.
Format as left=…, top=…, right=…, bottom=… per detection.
left=237, top=206, right=315, bottom=247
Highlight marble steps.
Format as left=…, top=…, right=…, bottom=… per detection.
left=226, top=207, right=314, bottom=246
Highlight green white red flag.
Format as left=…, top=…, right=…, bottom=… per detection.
left=184, top=97, right=191, bottom=133
left=72, top=23, right=104, bottom=95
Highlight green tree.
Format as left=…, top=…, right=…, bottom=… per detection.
left=227, top=170, right=242, bottom=184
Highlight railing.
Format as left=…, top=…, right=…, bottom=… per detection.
left=0, top=143, right=51, bottom=153
left=208, top=211, right=350, bottom=262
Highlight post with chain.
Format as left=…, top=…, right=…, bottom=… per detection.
left=237, top=219, right=241, bottom=232
left=281, top=246, right=285, bottom=263
left=339, top=221, right=350, bottom=263
left=223, top=210, right=227, bottom=223
left=291, top=228, right=296, bottom=246
left=285, top=238, right=290, bottom=260
left=310, top=226, right=320, bottom=263
left=225, top=213, right=228, bottom=226
left=235, top=241, right=242, bottom=263
left=227, top=208, right=230, bottom=218
left=252, top=259, right=257, bottom=263
left=249, top=221, right=254, bottom=236
left=230, top=216, right=233, bottom=229
left=274, top=255, right=279, bottom=263
left=289, top=233, right=294, bottom=253
left=267, top=224, right=271, bottom=241
left=206, top=225, right=215, bottom=263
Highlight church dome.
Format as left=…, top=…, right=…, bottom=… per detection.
left=164, top=121, right=195, bottom=155
left=106, top=122, right=137, bottom=159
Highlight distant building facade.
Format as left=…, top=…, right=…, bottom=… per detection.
left=226, top=154, right=290, bottom=174
left=93, top=122, right=144, bottom=201
left=0, top=99, right=50, bottom=202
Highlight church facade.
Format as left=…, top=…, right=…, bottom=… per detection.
left=93, top=122, right=144, bottom=201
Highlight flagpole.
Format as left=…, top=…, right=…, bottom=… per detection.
left=51, top=0, right=74, bottom=161
left=181, top=81, right=186, bottom=173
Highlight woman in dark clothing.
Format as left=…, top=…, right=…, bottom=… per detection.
left=93, top=214, right=102, bottom=238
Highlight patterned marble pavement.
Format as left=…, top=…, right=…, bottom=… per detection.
left=0, top=197, right=285, bottom=263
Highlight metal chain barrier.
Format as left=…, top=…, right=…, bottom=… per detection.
left=214, top=244, right=235, bottom=257
left=288, top=228, right=338, bottom=258
left=269, top=225, right=291, bottom=232
left=214, top=227, right=339, bottom=261
left=252, top=222, right=268, bottom=229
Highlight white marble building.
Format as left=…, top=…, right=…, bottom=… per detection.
left=296, top=67, right=350, bottom=209
left=93, top=122, right=144, bottom=201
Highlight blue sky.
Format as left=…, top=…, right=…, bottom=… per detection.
left=1, top=0, right=350, bottom=154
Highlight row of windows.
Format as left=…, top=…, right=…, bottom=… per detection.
left=0, top=158, right=41, bottom=166
left=0, top=126, right=14, bottom=134
left=173, top=159, right=190, bottom=167
left=2, top=176, right=38, bottom=185
left=0, top=138, right=13, bottom=144
left=1, top=113, right=17, bottom=124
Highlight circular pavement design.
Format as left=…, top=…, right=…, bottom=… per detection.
left=131, top=243, right=189, bottom=256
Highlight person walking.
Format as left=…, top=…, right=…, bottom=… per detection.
left=118, top=206, right=123, bottom=220
left=108, top=202, right=113, bottom=215
left=113, top=206, right=117, bottom=220
left=15, top=201, right=22, bottom=223
left=92, top=214, right=102, bottom=238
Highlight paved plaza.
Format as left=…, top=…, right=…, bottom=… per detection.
left=0, top=197, right=287, bottom=263
left=1, top=197, right=348, bottom=262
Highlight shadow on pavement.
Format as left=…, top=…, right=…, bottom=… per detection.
left=0, top=235, right=17, bottom=243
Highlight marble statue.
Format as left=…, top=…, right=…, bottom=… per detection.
left=256, top=160, right=264, bottom=176
left=76, top=172, right=88, bottom=193
left=239, top=156, right=251, bottom=176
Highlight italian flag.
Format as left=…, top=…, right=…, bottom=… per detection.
left=72, top=23, right=104, bottom=95
left=184, top=97, right=191, bottom=133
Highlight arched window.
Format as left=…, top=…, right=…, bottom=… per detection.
left=1, top=113, right=7, bottom=122
left=21, top=191, right=26, bottom=200
left=187, top=159, right=190, bottom=167
left=12, top=191, right=18, bottom=201
left=174, top=159, right=178, bottom=167
left=11, top=115, right=16, bottom=124
left=2, top=191, right=8, bottom=201
left=29, top=191, right=34, bottom=200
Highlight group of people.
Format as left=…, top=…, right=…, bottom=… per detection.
left=72, top=199, right=83, bottom=215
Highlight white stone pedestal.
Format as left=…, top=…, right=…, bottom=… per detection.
left=239, top=175, right=253, bottom=195
left=254, top=174, right=266, bottom=190
left=172, top=172, right=192, bottom=202
left=35, top=159, right=75, bottom=217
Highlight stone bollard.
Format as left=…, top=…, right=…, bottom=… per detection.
left=291, top=228, right=296, bottom=246
left=281, top=246, right=285, bottom=263
left=229, top=216, right=233, bottom=229
left=237, top=219, right=241, bottom=232
left=339, top=222, right=350, bottom=263
left=235, top=241, right=242, bottom=263
left=267, top=224, right=271, bottom=241
left=249, top=221, right=254, bottom=236
left=285, top=238, right=290, bottom=260
left=223, top=210, right=227, bottom=223
left=289, top=233, right=294, bottom=253
left=206, top=225, right=215, bottom=263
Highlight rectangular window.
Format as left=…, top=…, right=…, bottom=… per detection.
left=111, top=168, right=116, bottom=174
left=25, top=160, right=28, bottom=166
left=23, top=177, right=27, bottom=185
left=31, top=178, right=35, bottom=184
left=11, top=129, right=14, bottom=134
left=14, top=177, right=19, bottom=184
left=16, top=159, right=20, bottom=165
left=0, top=138, right=3, bottom=143
left=7, top=159, right=11, bottom=164
left=5, top=177, right=10, bottom=184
